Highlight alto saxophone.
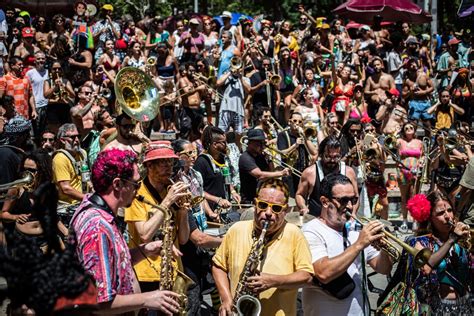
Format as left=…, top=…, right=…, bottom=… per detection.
left=159, top=210, right=194, bottom=315
left=233, top=221, right=269, bottom=316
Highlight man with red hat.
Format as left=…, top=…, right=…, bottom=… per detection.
left=13, top=26, right=40, bottom=74
left=125, top=140, right=191, bottom=293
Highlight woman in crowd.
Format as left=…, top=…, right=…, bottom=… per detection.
left=397, top=121, right=424, bottom=232
left=67, top=35, right=93, bottom=88
left=408, top=191, right=471, bottom=314
left=33, top=16, right=50, bottom=52
left=346, top=84, right=369, bottom=123
left=292, top=67, right=323, bottom=111
left=145, top=17, right=170, bottom=56
left=97, top=39, right=120, bottom=79
left=278, top=47, right=298, bottom=122
left=332, top=63, right=355, bottom=124
left=48, top=14, right=70, bottom=47
left=122, top=41, right=146, bottom=70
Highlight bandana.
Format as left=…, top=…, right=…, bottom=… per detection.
left=5, top=115, right=32, bottom=135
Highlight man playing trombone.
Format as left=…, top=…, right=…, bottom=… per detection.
left=239, top=129, right=290, bottom=204
left=302, top=174, right=393, bottom=315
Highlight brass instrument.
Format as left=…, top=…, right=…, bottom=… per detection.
left=115, top=67, right=161, bottom=122
left=192, top=73, right=224, bottom=100
left=346, top=212, right=432, bottom=268
left=447, top=220, right=472, bottom=251
left=416, top=137, right=431, bottom=194
left=230, top=56, right=243, bottom=73
left=51, top=72, right=70, bottom=102
left=136, top=195, right=194, bottom=315
left=170, top=170, right=204, bottom=209
left=270, top=59, right=282, bottom=86
left=0, top=171, right=35, bottom=201
left=384, top=134, right=398, bottom=151
left=146, top=56, right=157, bottom=67
left=233, top=221, right=269, bottom=316
left=303, top=122, right=318, bottom=139
left=354, top=137, right=366, bottom=181
left=263, top=147, right=302, bottom=178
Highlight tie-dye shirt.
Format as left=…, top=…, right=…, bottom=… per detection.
left=72, top=194, right=136, bottom=303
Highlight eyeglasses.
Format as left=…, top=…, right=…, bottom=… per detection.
left=179, top=149, right=198, bottom=157
left=23, top=167, right=38, bottom=173
left=331, top=196, right=358, bottom=207
left=323, top=154, right=341, bottom=162
left=255, top=198, right=286, bottom=214
left=42, top=137, right=55, bottom=142
left=63, top=134, right=80, bottom=140
left=120, top=178, right=142, bottom=190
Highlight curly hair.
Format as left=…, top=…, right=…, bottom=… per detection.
left=0, top=183, right=92, bottom=314
left=91, top=149, right=137, bottom=193
left=415, top=190, right=453, bottom=236
left=20, top=149, right=53, bottom=185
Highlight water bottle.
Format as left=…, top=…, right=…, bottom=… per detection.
left=81, top=163, right=90, bottom=192
left=222, top=165, right=231, bottom=185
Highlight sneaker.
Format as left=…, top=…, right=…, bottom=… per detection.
left=399, top=222, right=408, bottom=233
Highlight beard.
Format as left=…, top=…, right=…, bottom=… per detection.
left=65, top=142, right=80, bottom=153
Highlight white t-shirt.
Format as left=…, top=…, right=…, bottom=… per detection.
left=302, top=218, right=379, bottom=316
left=26, top=68, right=49, bottom=109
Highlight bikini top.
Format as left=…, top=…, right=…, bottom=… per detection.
left=399, top=141, right=422, bottom=158
left=334, top=85, right=354, bottom=98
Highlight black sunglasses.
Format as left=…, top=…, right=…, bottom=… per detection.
left=331, top=196, right=358, bottom=207
left=120, top=178, right=142, bottom=190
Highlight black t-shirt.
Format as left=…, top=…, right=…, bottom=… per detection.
left=0, top=146, right=22, bottom=210
left=277, top=130, right=308, bottom=172
left=180, top=211, right=201, bottom=283
left=193, top=155, right=226, bottom=209
left=239, top=151, right=270, bottom=204
left=250, top=71, right=276, bottom=111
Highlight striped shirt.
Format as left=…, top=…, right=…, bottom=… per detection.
left=0, top=73, right=32, bottom=119
left=72, top=194, right=136, bottom=303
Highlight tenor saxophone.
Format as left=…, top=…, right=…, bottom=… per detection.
left=233, top=221, right=269, bottom=316
left=159, top=210, right=194, bottom=315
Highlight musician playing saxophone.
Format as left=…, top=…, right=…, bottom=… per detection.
left=124, top=141, right=190, bottom=292
left=212, top=178, right=313, bottom=316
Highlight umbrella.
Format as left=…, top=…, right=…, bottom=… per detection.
left=345, top=20, right=393, bottom=29
left=458, top=0, right=474, bottom=17
left=213, top=12, right=253, bottom=26
left=333, top=0, right=432, bottom=24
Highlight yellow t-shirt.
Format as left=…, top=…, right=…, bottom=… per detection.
left=213, top=220, right=314, bottom=316
left=52, top=151, right=83, bottom=204
left=124, top=182, right=181, bottom=282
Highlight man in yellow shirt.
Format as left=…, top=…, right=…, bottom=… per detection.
left=212, top=178, right=314, bottom=316
left=125, top=140, right=190, bottom=292
left=52, top=123, right=86, bottom=205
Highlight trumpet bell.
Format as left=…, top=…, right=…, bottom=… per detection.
left=413, top=248, right=433, bottom=269
left=230, top=56, right=243, bottom=71
left=115, top=67, right=160, bottom=122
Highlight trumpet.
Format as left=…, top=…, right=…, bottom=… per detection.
left=0, top=171, right=35, bottom=201
left=447, top=220, right=472, bottom=251
left=346, top=212, right=432, bottom=268
left=146, top=56, right=157, bottom=67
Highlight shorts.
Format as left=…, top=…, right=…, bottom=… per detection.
left=408, top=99, right=433, bottom=120
left=218, top=110, right=244, bottom=133
left=366, top=180, right=388, bottom=198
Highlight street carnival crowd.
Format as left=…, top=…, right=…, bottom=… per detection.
left=0, top=1, right=473, bottom=315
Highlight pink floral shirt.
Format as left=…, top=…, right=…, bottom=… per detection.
left=72, top=194, right=136, bottom=303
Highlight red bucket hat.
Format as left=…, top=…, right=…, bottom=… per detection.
left=143, top=141, right=178, bottom=163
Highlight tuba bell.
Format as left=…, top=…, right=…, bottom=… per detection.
left=0, top=171, right=35, bottom=201
left=114, top=67, right=161, bottom=122
left=230, top=56, right=243, bottom=72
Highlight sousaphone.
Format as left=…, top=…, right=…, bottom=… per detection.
left=115, top=67, right=160, bottom=122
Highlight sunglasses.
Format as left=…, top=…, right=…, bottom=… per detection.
left=323, top=154, right=341, bottom=161
left=120, top=178, right=142, bottom=190
left=63, top=134, right=80, bottom=140
left=350, top=129, right=361, bottom=133
left=42, top=137, right=54, bottom=142
left=255, top=198, right=286, bottom=214
left=204, top=23, right=211, bottom=26
left=331, top=196, right=358, bottom=207
left=291, top=119, right=303, bottom=124
left=404, top=126, right=414, bottom=130
left=262, top=63, right=271, bottom=67
left=24, top=167, right=38, bottom=173
left=365, top=128, right=375, bottom=133
left=180, top=149, right=198, bottom=157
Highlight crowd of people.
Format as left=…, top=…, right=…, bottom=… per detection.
left=0, top=1, right=473, bottom=315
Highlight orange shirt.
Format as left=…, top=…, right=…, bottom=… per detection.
left=0, top=73, right=32, bottom=119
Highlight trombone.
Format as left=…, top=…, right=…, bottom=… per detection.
left=264, top=147, right=302, bottom=178
left=193, top=73, right=224, bottom=99
left=346, top=212, right=432, bottom=268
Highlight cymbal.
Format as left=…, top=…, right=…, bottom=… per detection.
left=285, top=212, right=315, bottom=227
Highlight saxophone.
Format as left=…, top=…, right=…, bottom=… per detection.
left=233, top=221, right=269, bottom=316
left=159, top=210, right=195, bottom=315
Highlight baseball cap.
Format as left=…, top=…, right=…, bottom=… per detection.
left=21, top=27, right=34, bottom=38
left=102, top=4, right=113, bottom=12
left=143, top=141, right=178, bottom=163
left=221, top=11, right=232, bottom=19
left=360, top=25, right=371, bottom=31
left=189, top=18, right=200, bottom=25
left=448, top=37, right=461, bottom=46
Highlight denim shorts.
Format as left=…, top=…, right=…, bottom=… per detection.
left=408, top=99, right=433, bottom=120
